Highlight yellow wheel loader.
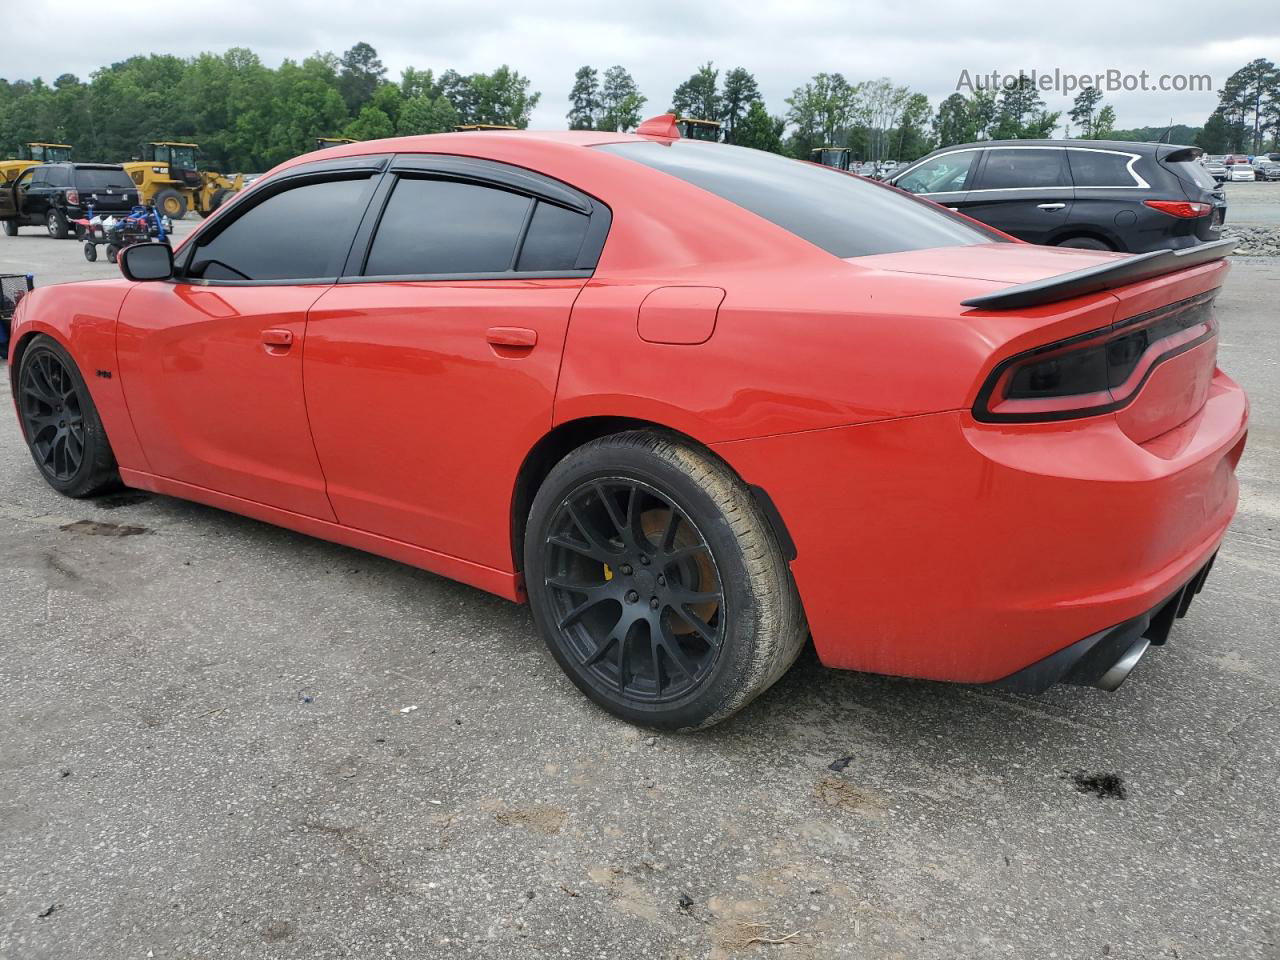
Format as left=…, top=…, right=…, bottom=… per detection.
left=120, top=142, right=243, bottom=220
left=314, top=137, right=356, bottom=150
left=0, top=142, right=73, bottom=184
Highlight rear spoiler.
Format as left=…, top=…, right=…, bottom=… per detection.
left=960, top=239, right=1237, bottom=311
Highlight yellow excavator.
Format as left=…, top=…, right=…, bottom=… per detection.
left=314, top=137, right=356, bottom=150
left=809, top=147, right=852, bottom=171
left=120, top=142, right=243, bottom=219
left=1, top=142, right=74, bottom=183
left=676, top=118, right=721, bottom=141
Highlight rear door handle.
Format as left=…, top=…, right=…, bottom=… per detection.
left=261, top=328, right=294, bottom=350
left=486, top=326, right=537, bottom=349
left=1037, top=202, right=1067, bottom=211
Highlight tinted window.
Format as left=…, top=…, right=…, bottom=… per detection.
left=74, top=167, right=135, bottom=192
left=187, top=176, right=373, bottom=282
left=1067, top=150, right=1140, bottom=187
left=896, top=150, right=979, bottom=194
left=599, top=141, right=996, bottom=258
left=1164, top=159, right=1216, bottom=191
left=517, top=201, right=590, bottom=271
left=27, top=167, right=50, bottom=188
left=976, top=149, right=1070, bottom=190
left=366, top=178, right=531, bottom=276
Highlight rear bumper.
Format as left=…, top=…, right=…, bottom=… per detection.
left=713, top=368, right=1248, bottom=684
left=992, top=553, right=1216, bottom=693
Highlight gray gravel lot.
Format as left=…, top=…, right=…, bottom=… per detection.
left=1, top=227, right=1278, bottom=960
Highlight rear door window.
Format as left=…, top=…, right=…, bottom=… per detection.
left=186, top=175, right=375, bottom=282
left=44, top=166, right=71, bottom=188
left=365, top=178, right=531, bottom=276
left=974, top=149, right=1070, bottom=190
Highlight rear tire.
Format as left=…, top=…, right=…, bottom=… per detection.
left=16, top=336, right=119, bottom=498
left=154, top=188, right=188, bottom=221
left=83, top=242, right=97, bottom=262
left=1, top=219, right=16, bottom=237
left=1057, top=236, right=1113, bottom=251
left=524, top=431, right=807, bottom=731
left=46, top=208, right=70, bottom=240
left=106, top=244, right=120, bottom=264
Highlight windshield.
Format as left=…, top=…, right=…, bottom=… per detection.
left=74, top=167, right=134, bottom=191
left=170, top=147, right=197, bottom=169
left=598, top=140, right=999, bottom=259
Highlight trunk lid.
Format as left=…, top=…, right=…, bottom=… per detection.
left=72, top=166, right=138, bottom=214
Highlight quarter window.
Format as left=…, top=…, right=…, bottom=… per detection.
left=186, top=176, right=374, bottom=282
left=365, top=178, right=532, bottom=276
left=1067, top=150, right=1140, bottom=187
left=896, top=151, right=979, bottom=194
left=517, top=201, right=591, bottom=271
left=976, top=149, right=1070, bottom=190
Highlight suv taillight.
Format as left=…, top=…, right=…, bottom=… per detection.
left=974, top=293, right=1218, bottom=422
left=1144, top=200, right=1210, bottom=218
left=65, top=190, right=79, bottom=205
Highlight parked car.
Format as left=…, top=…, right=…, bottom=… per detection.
left=0, top=163, right=140, bottom=238
left=1223, top=154, right=1249, bottom=166
left=1228, top=164, right=1256, bottom=182
left=5, top=125, right=1247, bottom=729
left=1251, top=161, right=1280, bottom=181
left=888, top=139, right=1226, bottom=252
left=1202, top=159, right=1229, bottom=182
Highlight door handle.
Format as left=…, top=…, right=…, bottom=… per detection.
left=261, top=328, right=294, bottom=350
left=486, top=326, right=537, bottom=349
left=1037, top=202, right=1067, bottom=211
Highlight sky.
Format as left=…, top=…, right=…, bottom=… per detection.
left=4, top=0, right=1277, bottom=133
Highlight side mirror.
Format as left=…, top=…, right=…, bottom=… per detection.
left=119, top=242, right=173, bottom=282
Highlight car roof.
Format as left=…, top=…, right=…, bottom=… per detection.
left=922, top=139, right=1195, bottom=154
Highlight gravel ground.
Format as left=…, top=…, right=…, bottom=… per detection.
left=1, top=228, right=1278, bottom=960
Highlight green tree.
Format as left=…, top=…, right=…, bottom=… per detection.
left=720, top=67, right=760, bottom=144
left=734, top=100, right=783, bottom=153
left=933, top=93, right=974, bottom=147
left=599, top=66, right=645, bottom=132
left=468, top=66, right=540, bottom=128
left=567, top=66, right=600, bottom=130
left=785, top=73, right=859, bottom=157
left=343, top=104, right=395, bottom=141
left=1092, top=105, right=1116, bottom=139
left=1069, top=86, right=1104, bottom=138
left=338, top=42, right=386, bottom=113
left=991, top=72, right=1047, bottom=139
left=893, top=92, right=933, bottom=160
left=398, top=94, right=458, bottom=135
left=671, top=62, right=720, bottom=124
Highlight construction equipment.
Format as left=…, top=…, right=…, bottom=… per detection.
left=454, top=124, right=519, bottom=132
left=314, top=137, right=356, bottom=150
left=809, top=147, right=852, bottom=171
left=676, top=118, right=721, bottom=142
left=1, top=142, right=74, bottom=184
left=120, top=142, right=243, bottom=220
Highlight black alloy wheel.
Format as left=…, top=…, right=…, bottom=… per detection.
left=17, top=337, right=118, bottom=497
left=543, top=477, right=726, bottom=704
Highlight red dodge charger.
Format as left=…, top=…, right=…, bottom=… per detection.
left=6, top=116, right=1248, bottom=729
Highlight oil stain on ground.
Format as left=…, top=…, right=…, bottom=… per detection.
left=59, top=519, right=149, bottom=537
left=1069, top=770, right=1128, bottom=800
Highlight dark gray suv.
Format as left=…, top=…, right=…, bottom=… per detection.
left=888, top=140, right=1226, bottom=253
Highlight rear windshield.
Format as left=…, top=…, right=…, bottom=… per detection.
left=74, top=167, right=134, bottom=191
left=1166, top=160, right=1217, bottom=190
left=598, top=140, right=1000, bottom=258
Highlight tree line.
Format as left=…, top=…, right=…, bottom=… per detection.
left=3, top=43, right=1276, bottom=173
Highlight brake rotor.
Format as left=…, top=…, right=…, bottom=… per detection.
left=641, top=508, right=719, bottom=634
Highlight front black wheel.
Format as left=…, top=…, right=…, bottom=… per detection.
left=17, top=336, right=119, bottom=497
left=83, top=242, right=98, bottom=262
left=525, top=432, right=807, bottom=730
left=1, top=219, right=16, bottom=237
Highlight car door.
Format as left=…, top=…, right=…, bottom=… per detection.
left=18, top=167, right=47, bottom=224
left=303, top=155, right=611, bottom=569
left=115, top=157, right=387, bottom=518
left=890, top=149, right=981, bottom=215
left=1064, top=147, right=1147, bottom=250
left=959, top=147, right=1074, bottom=244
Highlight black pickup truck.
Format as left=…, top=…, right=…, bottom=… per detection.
left=1, top=162, right=139, bottom=238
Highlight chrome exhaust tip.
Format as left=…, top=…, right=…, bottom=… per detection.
left=1094, top=638, right=1151, bottom=692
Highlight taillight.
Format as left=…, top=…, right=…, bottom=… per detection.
left=66, top=190, right=79, bottom=205
left=1144, top=200, right=1210, bottom=218
left=974, top=292, right=1218, bottom=422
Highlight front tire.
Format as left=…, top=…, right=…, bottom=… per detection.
left=16, top=336, right=119, bottom=497
left=154, top=188, right=188, bottom=221
left=524, top=432, right=807, bottom=730
left=1, top=219, right=16, bottom=237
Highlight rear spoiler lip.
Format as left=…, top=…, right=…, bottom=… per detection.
left=960, top=238, right=1237, bottom=311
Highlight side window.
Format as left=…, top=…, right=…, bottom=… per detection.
left=365, top=178, right=532, bottom=276
left=45, top=167, right=70, bottom=188
left=186, top=176, right=374, bottom=282
left=1067, top=150, right=1140, bottom=187
left=517, top=202, right=590, bottom=271
left=27, top=167, right=48, bottom=189
left=896, top=151, right=978, bottom=194
left=976, top=149, right=1070, bottom=190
